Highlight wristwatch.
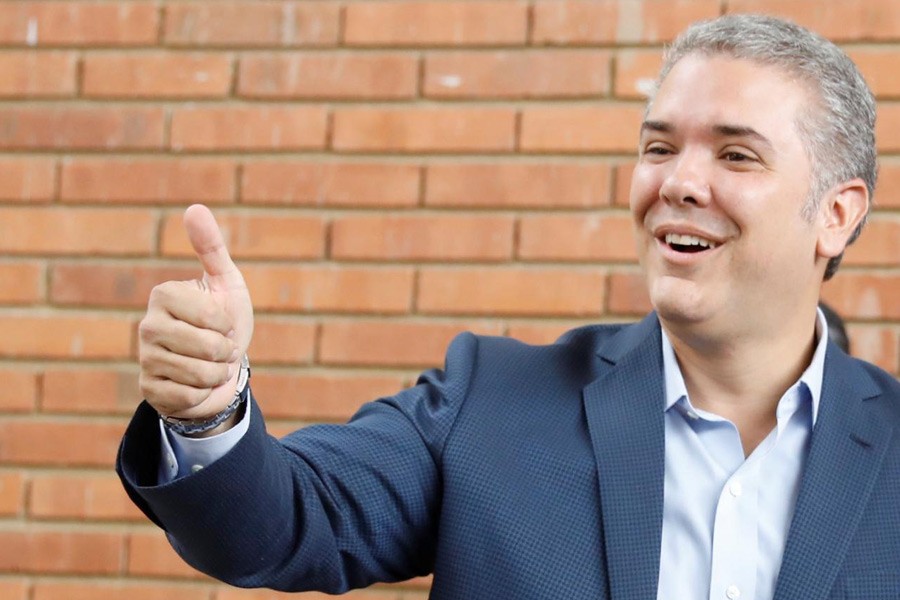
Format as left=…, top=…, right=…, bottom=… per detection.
left=160, top=353, right=250, bottom=436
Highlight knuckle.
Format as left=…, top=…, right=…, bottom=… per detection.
left=138, top=317, right=160, bottom=343
left=148, top=281, right=174, bottom=304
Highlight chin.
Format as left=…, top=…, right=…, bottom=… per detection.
left=647, top=276, right=711, bottom=325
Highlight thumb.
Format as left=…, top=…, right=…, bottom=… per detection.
left=183, top=204, right=241, bottom=284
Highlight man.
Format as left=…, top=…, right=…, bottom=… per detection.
left=117, top=14, right=900, bottom=600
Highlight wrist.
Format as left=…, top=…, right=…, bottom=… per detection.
left=182, top=395, right=247, bottom=438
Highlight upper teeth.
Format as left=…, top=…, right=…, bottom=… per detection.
left=665, top=233, right=718, bottom=249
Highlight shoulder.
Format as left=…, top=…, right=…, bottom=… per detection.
left=855, top=357, right=900, bottom=398
left=449, top=320, right=643, bottom=392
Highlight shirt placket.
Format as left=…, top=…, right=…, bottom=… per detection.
left=708, top=458, right=761, bottom=600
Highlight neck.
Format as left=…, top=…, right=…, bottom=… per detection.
left=661, top=308, right=819, bottom=453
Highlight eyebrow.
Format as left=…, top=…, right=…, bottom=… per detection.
left=640, top=120, right=774, bottom=150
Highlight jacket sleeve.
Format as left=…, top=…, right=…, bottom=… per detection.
left=116, top=332, right=480, bottom=593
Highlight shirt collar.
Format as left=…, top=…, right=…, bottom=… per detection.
left=661, top=308, right=828, bottom=425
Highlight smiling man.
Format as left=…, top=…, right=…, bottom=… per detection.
left=118, top=14, right=900, bottom=600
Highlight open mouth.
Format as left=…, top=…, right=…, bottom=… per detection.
left=663, top=233, right=719, bottom=254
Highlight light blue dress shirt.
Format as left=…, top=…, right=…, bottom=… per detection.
left=658, top=310, right=827, bottom=600
left=161, top=312, right=829, bottom=600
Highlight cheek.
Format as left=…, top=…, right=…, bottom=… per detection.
left=628, top=163, right=661, bottom=222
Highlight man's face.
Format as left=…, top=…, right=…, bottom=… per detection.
left=630, top=53, right=823, bottom=338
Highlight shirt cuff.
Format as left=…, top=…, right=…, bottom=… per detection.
left=157, top=390, right=254, bottom=484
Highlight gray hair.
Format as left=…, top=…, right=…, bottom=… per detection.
left=651, top=14, right=876, bottom=280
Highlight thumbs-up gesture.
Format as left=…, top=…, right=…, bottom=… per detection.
left=138, top=205, right=254, bottom=436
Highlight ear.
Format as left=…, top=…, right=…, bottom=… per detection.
left=816, top=178, right=869, bottom=260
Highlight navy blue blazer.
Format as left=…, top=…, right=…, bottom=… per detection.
left=117, top=314, right=900, bottom=599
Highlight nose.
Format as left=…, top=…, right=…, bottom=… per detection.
left=659, top=149, right=712, bottom=207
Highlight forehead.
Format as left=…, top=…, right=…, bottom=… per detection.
left=646, top=54, right=812, bottom=141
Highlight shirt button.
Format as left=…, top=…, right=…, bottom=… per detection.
left=686, top=410, right=700, bottom=420
left=728, top=480, right=743, bottom=497
left=726, top=584, right=741, bottom=599
left=191, top=464, right=204, bottom=474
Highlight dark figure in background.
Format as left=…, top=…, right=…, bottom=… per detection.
left=819, top=302, right=851, bottom=354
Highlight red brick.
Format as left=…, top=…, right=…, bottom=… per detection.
left=875, top=163, right=900, bottom=208
left=320, top=320, right=503, bottom=367
left=344, top=1, right=528, bottom=46
left=520, top=106, right=643, bottom=153
left=242, top=162, right=420, bottom=207
left=0, top=420, right=126, bottom=467
left=242, top=266, right=414, bottom=313
left=51, top=264, right=197, bottom=309
left=0, top=261, right=43, bottom=304
left=607, top=270, right=652, bottom=316
left=0, top=158, right=56, bottom=202
left=171, top=106, right=327, bottom=151
left=0, top=531, right=123, bottom=574
left=0, top=107, right=164, bottom=150
left=128, top=531, right=210, bottom=580
left=518, top=214, right=637, bottom=261
left=426, top=163, right=612, bottom=208
left=0, top=472, right=25, bottom=516
left=533, top=0, right=720, bottom=44
left=424, top=50, right=610, bottom=99
left=29, top=474, right=143, bottom=521
left=248, top=319, right=316, bottom=365
left=843, top=217, right=900, bottom=266
left=613, top=162, right=637, bottom=207
left=0, top=315, right=132, bottom=359
left=0, top=208, right=154, bottom=255
left=847, top=49, right=900, bottom=98
left=165, top=2, right=339, bottom=47
left=0, top=2, right=158, bottom=46
left=418, top=268, right=606, bottom=316
left=332, top=215, right=514, bottom=261
left=33, top=582, right=209, bottom=600
left=333, top=108, right=516, bottom=153
left=251, top=373, right=406, bottom=421
left=61, top=158, right=235, bottom=204
left=727, top=0, right=900, bottom=41
left=160, top=212, right=326, bottom=260
left=42, top=368, right=140, bottom=415
left=615, top=49, right=663, bottom=99
left=820, top=273, right=900, bottom=320
left=0, top=579, right=27, bottom=600
left=0, top=52, right=77, bottom=97
left=847, top=325, right=899, bottom=374
left=507, top=323, right=585, bottom=345
left=0, top=369, right=39, bottom=412
left=239, top=54, right=417, bottom=100
left=83, top=53, right=232, bottom=99
left=876, top=104, right=900, bottom=152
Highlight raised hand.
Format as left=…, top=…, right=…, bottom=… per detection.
left=138, top=205, right=254, bottom=434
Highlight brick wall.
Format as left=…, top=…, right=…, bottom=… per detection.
left=0, top=1, right=897, bottom=598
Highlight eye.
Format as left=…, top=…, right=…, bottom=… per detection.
left=644, top=144, right=674, bottom=156
left=720, top=147, right=761, bottom=164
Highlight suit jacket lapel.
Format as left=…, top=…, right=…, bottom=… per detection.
left=584, top=314, right=666, bottom=600
left=773, top=346, right=893, bottom=600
